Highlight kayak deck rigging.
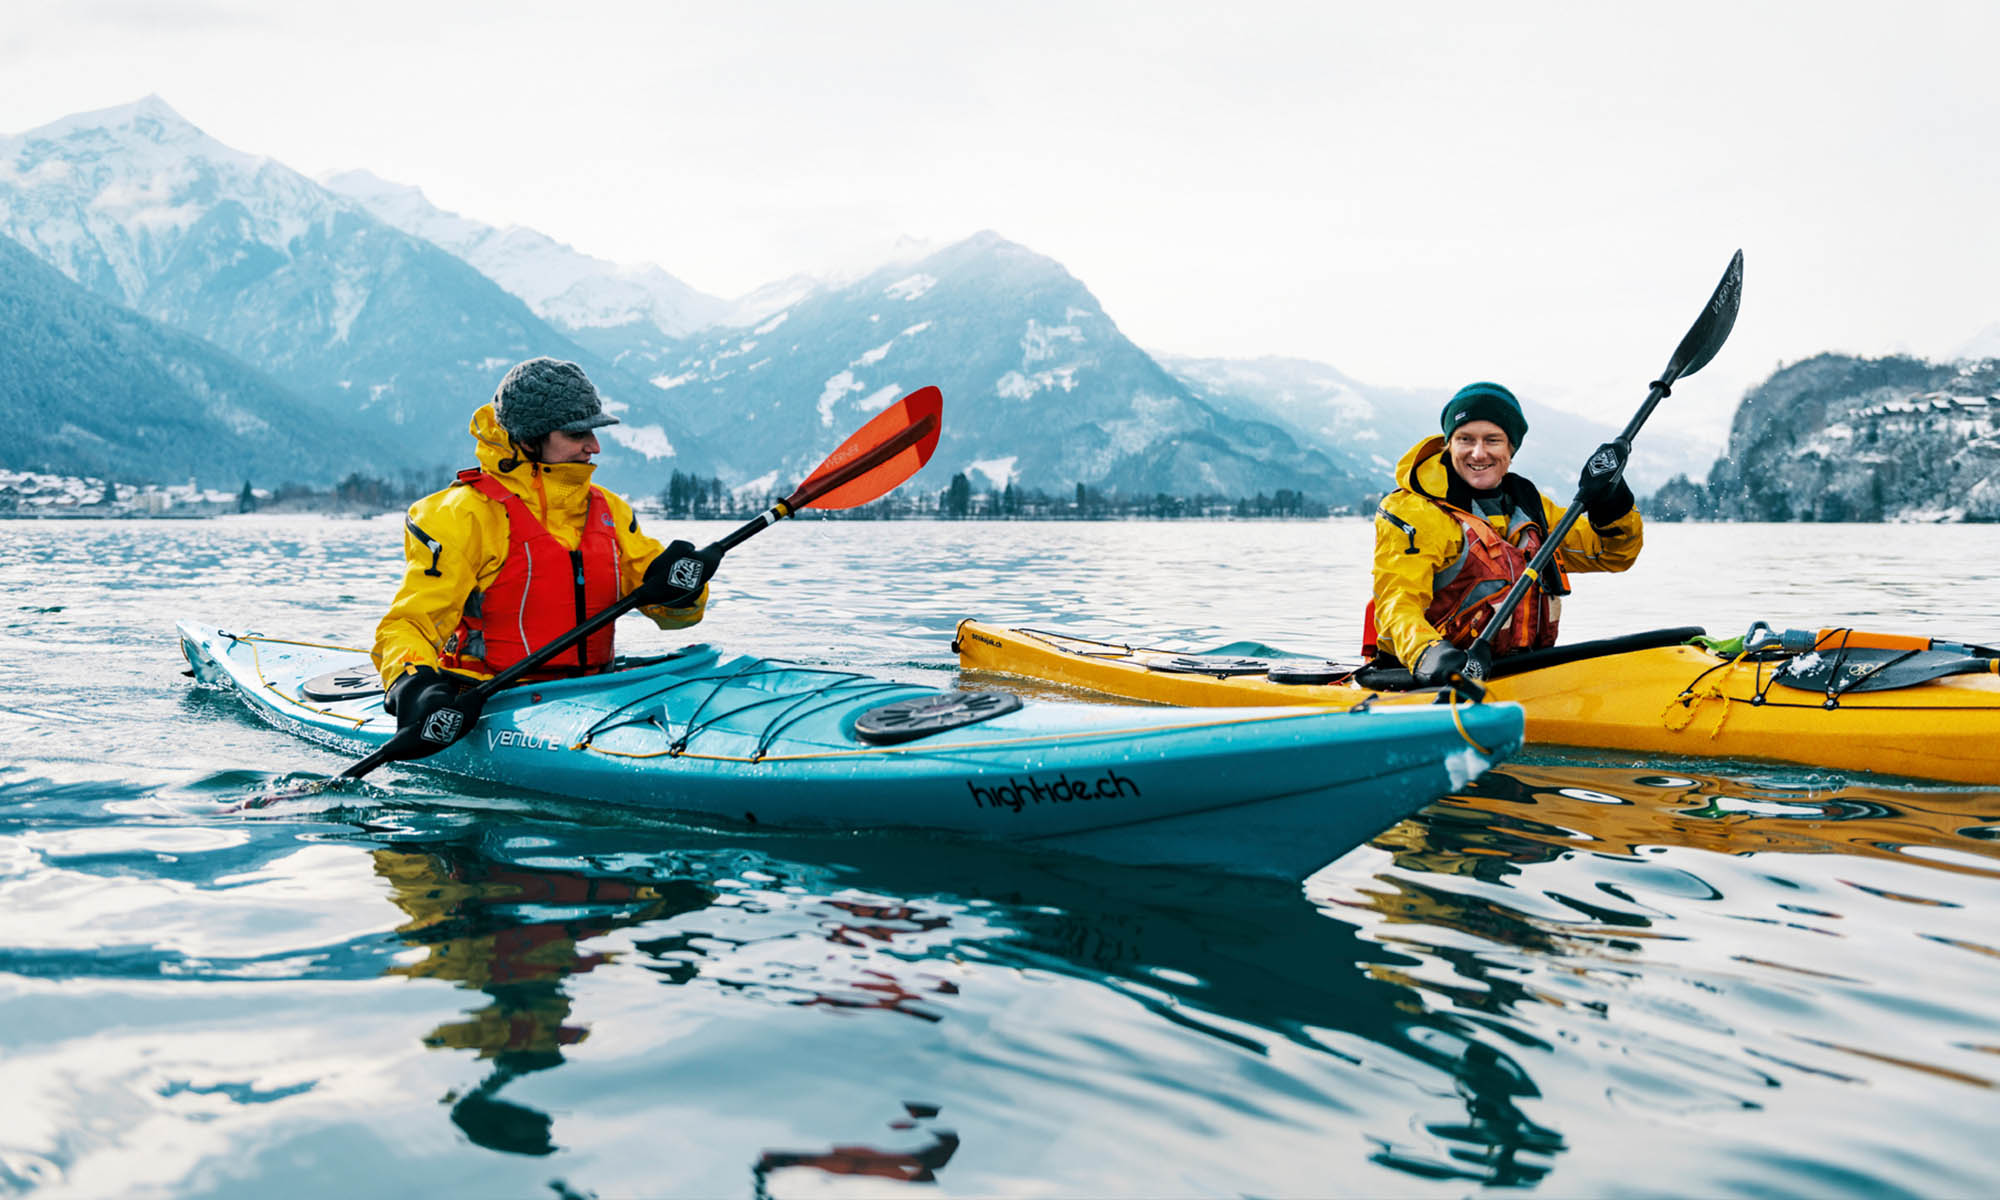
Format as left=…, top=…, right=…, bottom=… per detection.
left=576, top=663, right=929, bottom=760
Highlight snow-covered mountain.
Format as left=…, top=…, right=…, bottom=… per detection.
left=319, top=168, right=728, bottom=337
left=0, top=233, right=401, bottom=487
left=10, top=95, right=1709, bottom=504
left=0, top=97, right=712, bottom=492
left=0, top=96, right=337, bottom=306
left=1661, top=354, right=2000, bottom=521
left=561, top=235, right=946, bottom=388
left=1957, top=323, right=2000, bottom=362
left=652, top=232, right=1362, bottom=501
left=1157, top=354, right=1429, bottom=481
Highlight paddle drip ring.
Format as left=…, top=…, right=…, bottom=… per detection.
left=300, top=662, right=386, bottom=701
left=1266, top=660, right=1352, bottom=685
left=1147, top=655, right=1274, bottom=677
left=854, top=690, right=1024, bottom=744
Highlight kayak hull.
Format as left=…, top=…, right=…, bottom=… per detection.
left=954, top=621, right=2000, bottom=786
left=177, top=621, right=1524, bottom=880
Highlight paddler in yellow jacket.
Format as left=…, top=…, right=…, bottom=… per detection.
left=1368, top=381, right=1643, bottom=686
left=373, top=358, right=717, bottom=732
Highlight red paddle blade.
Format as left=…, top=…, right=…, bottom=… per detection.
left=791, top=386, right=943, bottom=511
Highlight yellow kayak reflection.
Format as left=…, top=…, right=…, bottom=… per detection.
left=1375, top=760, right=1999, bottom=881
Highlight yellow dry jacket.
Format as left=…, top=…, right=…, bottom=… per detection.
left=1371, top=436, right=1642, bottom=666
left=372, top=403, right=707, bottom=688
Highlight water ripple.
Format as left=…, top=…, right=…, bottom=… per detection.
left=0, top=518, right=1997, bottom=1194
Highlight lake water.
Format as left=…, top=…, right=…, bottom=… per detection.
left=2, top=515, right=1997, bottom=1197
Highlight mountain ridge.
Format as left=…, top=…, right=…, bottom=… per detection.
left=1651, top=352, right=2000, bottom=521
left=648, top=230, right=1363, bottom=501
left=319, top=168, right=729, bottom=337
left=1, top=96, right=1779, bottom=505
left=0, top=231, right=410, bottom=487
left=0, top=96, right=717, bottom=494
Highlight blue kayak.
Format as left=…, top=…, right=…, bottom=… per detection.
left=176, top=620, right=1524, bottom=880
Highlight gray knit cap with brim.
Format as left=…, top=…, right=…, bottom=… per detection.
left=493, top=357, right=620, bottom=442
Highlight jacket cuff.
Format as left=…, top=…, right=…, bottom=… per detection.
left=640, top=583, right=709, bottom=628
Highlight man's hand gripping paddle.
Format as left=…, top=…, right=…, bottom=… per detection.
left=1445, top=251, right=1744, bottom=702
left=340, top=386, right=944, bottom=781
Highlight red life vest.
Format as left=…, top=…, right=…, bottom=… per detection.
left=1363, top=493, right=1570, bottom=661
left=441, top=469, right=622, bottom=676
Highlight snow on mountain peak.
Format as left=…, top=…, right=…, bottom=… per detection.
left=319, top=167, right=425, bottom=210
left=12, top=95, right=197, bottom=144
left=716, top=274, right=822, bottom=328
left=0, top=96, right=345, bottom=306
left=1955, top=322, right=2000, bottom=362
left=322, top=168, right=725, bottom=337
left=3, top=95, right=274, bottom=184
left=801, top=233, right=940, bottom=286
left=319, top=167, right=491, bottom=252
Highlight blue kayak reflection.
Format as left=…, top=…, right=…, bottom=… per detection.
left=357, top=814, right=1568, bottom=1185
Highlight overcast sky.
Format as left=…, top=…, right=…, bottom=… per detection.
left=5, top=0, right=1996, bottom=444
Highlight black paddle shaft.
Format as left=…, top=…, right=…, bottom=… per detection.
left=472, top=409, right=939, bottom=687
left=1459, top=251, right=1744, bottom=681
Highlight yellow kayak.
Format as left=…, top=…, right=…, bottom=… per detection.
left=954, top=620, right=2000, bottom=785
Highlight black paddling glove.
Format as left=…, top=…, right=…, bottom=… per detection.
left=1584, top=478, right=1636, bottom=525
left=635, top=539, right=721, bottom=608
left=384, top=665, right=466, bottom=732
left=1412, top=641, right=1470, bottom=688
left=1577, top=439, right=1636, bottom=525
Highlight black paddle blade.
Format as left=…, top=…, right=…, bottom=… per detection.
left=1771, top=647, right=1998, bottom=694
left=1661, top=249, right=1743, bottom=385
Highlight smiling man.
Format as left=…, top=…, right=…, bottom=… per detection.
left=1365, top=381, right=1643, bottom=686
left=371, top=357, right=720, bottom=735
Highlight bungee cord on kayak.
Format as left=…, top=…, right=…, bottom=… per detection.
left=570, top=661, right=928, bottom=759
left=1663, top=624, right=2000, bottom=739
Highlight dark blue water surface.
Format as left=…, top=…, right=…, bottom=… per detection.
left=2, top=516, right=1997, bottom=1197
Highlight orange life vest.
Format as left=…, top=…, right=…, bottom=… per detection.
left=1364, top=492, right=1570, bottom=661
left=441, top=469, right=622, bottom=676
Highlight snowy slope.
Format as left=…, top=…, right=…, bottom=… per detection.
left=321, top=168, right=727, bottom=336
left=650, top=232, right=1362, bottom=501
left=0, top=97, right=714, bottom=491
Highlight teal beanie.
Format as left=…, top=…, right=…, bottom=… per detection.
left=1440, top=381, right=1528, bottom=448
